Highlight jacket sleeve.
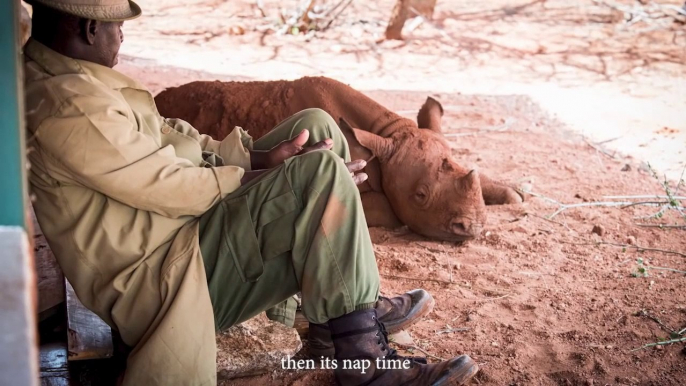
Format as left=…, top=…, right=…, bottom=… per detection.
left=165, top=118, right=254, bottom=171
left=34, top=91, right=244, bottom=218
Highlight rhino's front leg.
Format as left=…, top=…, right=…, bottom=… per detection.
left=479, top=174, right=525, bottom=205
left=360, top=191, right=403, bottom=228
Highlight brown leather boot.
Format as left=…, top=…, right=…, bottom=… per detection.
left=308, top=289, right=435, bottom=358
left=328, top=308, right=478, bottom=386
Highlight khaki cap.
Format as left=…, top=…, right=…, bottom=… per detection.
left=27, top=0, right=141, bottom=22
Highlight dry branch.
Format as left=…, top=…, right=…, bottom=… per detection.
left=558, top=240, right=686, bottom=258
left=380, top=273, right=455, bottom=285
left=630, top=336, right=686, bottom=352
left=391, top=342, right=446, bottom=361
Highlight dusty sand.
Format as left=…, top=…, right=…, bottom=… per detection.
left=111, top=0, right=685, bottom=384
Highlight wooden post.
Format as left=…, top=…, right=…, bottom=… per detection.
left=0, top=0, right=38, bottom=384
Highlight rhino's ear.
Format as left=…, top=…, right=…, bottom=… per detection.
left=339, top=118, right=396, bottom=162
left=417, top=96, right=444, bottom=133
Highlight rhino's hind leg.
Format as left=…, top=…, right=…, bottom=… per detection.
left=361, top=191, right=403, bottom=229
left=479, top=174, right=525, bottom=205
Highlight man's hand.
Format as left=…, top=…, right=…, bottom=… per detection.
left=241, top=160, right=368, bottom=186
left=346, top=160, right=368, bottom=185
left=251, top=130, right=333, bottom=170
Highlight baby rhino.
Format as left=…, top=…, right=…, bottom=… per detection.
left=155, top=77, right=524, bottom=242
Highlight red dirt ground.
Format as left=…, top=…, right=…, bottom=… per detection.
left=119, top=62, right=685, bottom=385
left=108, top=0, right=686, bottom=384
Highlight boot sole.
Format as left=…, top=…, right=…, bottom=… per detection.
left=430, top=355, right=479, bottom=386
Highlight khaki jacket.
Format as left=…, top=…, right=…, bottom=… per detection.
left=24, top=39, right=252, bottom=385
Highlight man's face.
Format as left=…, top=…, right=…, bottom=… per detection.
left=94, top=21, right=124, bottom=68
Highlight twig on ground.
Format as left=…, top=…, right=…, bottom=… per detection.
left=557, top=240, right=686, bottom=258
left=392, top=342, right=446, bottom=361
left=476, top=294, right=511, bottom=302
left=435, top=327, right=470, bottom=335
left=380, top=273, right=455, bottom=285
left=636, top=223, right=686, bottom=229
left=549, top=201, right=638, bottom=218
left=255, top=0, right=266, bottom=17
left=597, top=136, right=623, bottom=145
left=621, top=201, right=671, bottom=209
left=643, top=265, right=686, bottom=274
left=637, top=309, right=677, bottom=334
left=321, top=0, right=353, bottom=31
left=583, top=137, right=616, bottom=159
left=630, top=336, right=686, bottom=352
left=604, top=195, right=686, bottom=200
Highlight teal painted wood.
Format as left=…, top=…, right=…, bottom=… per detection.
left=0, top=0, right=27, bottom=228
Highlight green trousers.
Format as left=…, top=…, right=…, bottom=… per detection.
left=199, top=108, right=380, bottom=331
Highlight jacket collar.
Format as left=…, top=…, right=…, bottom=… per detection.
left=24, top=39, right=147, bottom=91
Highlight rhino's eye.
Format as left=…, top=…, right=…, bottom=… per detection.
left=414, top=190, right=428, bottom=204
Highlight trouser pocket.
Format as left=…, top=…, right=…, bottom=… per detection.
left=255, top=191, right=299, bottom=261
left=220, top=195, right=264, bottom=283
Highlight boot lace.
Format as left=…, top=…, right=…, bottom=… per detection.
left=373, top=315, right=427, bottom=364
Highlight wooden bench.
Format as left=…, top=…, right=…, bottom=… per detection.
left=33, top=211, right=113, bottom=361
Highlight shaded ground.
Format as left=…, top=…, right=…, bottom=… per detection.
left=118, top=61, right=685, bottom=385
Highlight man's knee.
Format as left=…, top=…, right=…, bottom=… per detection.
left=291, top=150, right=352, bottom=187
left=299, top=108, right=335, bottom=126
left=298, top=108, right=343, bottom=137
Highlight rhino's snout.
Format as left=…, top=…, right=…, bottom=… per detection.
left=450, top=219, right=483, bottom=239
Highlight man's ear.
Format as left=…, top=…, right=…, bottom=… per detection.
left=82, top=19, right=98, bottom=45
left=417, top=96, right=444, bottom=133
left=339, top=118, right=396, bottom=162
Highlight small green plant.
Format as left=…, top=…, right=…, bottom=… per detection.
left=643, top=163, right=686, bottom=223
left=631, top=258, right=649, bottom=278
left=630, top=258, right=686, bottom=278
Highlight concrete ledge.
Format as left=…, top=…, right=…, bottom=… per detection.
left=0, top=226, right=38, bottom=386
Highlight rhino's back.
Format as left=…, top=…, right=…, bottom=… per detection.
left=154, top=77, right=351, bottom=140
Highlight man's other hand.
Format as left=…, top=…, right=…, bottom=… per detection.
left=251, top=130, right=334, bottom=170
left=346, top=160, right=368, bottom=185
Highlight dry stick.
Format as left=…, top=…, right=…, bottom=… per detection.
left=621, top=201, right=670, bottom=209
left=476, top=293, right=511, bottom=302
left=435, top=327, right=470, bottom=335
left=639, top=310, right=677, bottom=334
left=558, top=240, right=686, bottom=259
left=392, top=342, right=446, bottom=361
left=548, top=201, right=634, bottom=219
left=548, top=201, right=684, bottom=219
left=583, top=138, right=616, bottom=159
left=380, top=273, right=455, bottom=285
left=630, top=337, right=686, bottom=352
left=636, top=224, right=686, bottom=229
left=321, top=0, right=353, bottom=31
left=527, top=212, right=573, bottom=232
left=255, top=0, right=266, bottom=17
left=644, top=265, right=686, bottom=274
left=604, top=195, right=686, bottom=200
